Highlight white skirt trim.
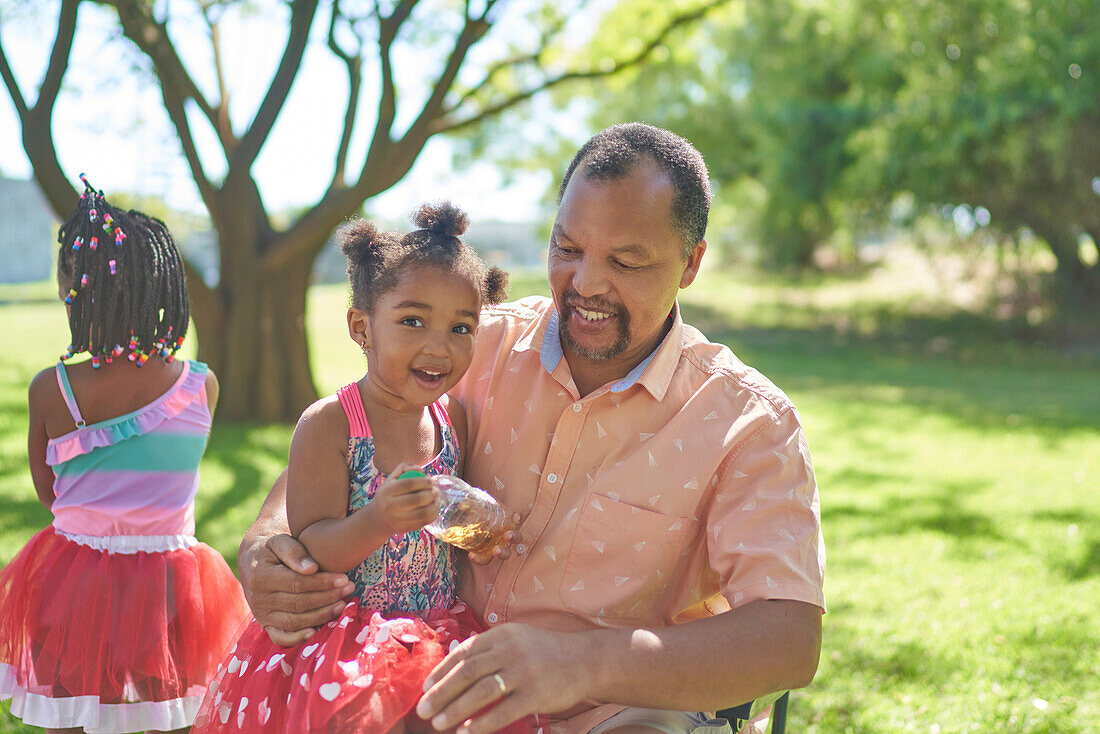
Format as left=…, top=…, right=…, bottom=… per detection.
left=1, top=664, right=200, bottom=733
left=57, top=529, right=199, bottom=553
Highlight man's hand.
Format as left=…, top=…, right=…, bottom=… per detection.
left=416, top=624, right=593, bottom=734
left=240, top=533, right=354, bottom=647
left=466, top=513, right=523, bottom=566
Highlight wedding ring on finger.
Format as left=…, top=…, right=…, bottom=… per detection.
left=491, top=672, right=508, bottom=697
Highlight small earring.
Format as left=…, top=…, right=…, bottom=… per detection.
left=360, top=342, right=369, bottom=355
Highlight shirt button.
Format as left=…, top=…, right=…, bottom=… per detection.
left=515, top=543, right=528, bottom=555
left=572, top=403, right=583, bottom=413
left=487, top=612, right=499, bottom=624
left=546, top=473, right=559, bottom=484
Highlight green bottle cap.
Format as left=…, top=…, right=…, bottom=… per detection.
left=398, top=470, right=427, bottom=479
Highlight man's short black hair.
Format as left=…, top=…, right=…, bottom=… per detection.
left=558, top=122, right=711, bottom=257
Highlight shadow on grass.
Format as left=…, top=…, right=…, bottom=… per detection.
left=681, top=301, right=1100, bottom=433
left=193, top=423, right=292, bottom=550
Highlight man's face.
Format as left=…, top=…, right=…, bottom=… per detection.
left=549, top=157, right=704, bottom=380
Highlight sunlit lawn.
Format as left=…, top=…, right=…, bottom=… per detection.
left=0, top=266, right=1097, bottom=732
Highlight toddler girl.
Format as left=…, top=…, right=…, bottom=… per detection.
left=193, top=203, right=530, bottom=734
left=0, top=175, right=250, bottom=733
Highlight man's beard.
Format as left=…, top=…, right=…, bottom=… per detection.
left=558, top=294, right=631, bottom=361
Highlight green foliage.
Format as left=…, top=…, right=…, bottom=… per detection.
left=491, top=0, right=1100, bottom=304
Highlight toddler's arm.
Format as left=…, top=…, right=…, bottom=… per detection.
left=286, top=398, right=439, bottom=573
left=27, top=369, right=57, bottom=508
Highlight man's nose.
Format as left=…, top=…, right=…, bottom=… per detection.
left=571, top=261, right=608, bottom=298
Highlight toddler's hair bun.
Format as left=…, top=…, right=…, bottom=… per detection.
left=340, top=219, right=384, bottom=263
left=413, top=201, right=469, bottom=238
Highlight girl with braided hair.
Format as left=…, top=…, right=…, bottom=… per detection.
left=0, top=175, right=249, bottom=733
left=193, top=202, right=536, bottom=734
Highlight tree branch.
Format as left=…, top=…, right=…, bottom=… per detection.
left=438, top=0, right=732, bottom=135
left=232, top=0, right=319, bottom=170
left=2, top=0, right=81, bottom=217
left=107, top=0, right=219, bottom=207
left=202, top=4, right=234, bottom=149
left=327, top=0, right=363, bottom=185
left=362, top=0, right=421, bottom=172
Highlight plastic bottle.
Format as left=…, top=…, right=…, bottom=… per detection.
left=403, top=472, right=514, bottom=554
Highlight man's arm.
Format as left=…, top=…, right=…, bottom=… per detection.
left=238, top=469, right=355, bottom=646
left=417, top=598, right=822, bottom=734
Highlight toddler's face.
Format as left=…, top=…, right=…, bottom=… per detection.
left=356, top=265, right=481, bottom=410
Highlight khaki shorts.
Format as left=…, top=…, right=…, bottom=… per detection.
left=588, top=708, right=733, bottom=734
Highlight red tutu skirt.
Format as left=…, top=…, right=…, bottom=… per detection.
left=0, top=526, right=250, bottom=733
left=193, top=600, right=539, bottom=734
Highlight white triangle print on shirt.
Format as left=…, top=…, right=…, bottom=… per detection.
left=510, top=427, right=519, bottom=444
left=648, top=495, right=661, bottom=506
left=639, top=432, right=654, bottom=442
left=591, top=540, right=604, bottom=553
left=703, top=410, right=719, bottom=420
left=684, top=477, right=698, bottom=490
left=545, top=546, right=556, bottom=561
left=524, top=399, right=533, bottom=412
left=533, top=576, right=544, bottom=592
left=528, top=464, right=542, bottom=475
left=673, top=438, right=683, bottom=452
left=742, top=498, right=757, bottom=511
left=590, top=497, right=603, bottom=511
left=485, top=396, right=494, bottom=410
left=570, top=580, right=585, bottom=592
left=648, top=451, right=657, bottom=467
left=484, top=442, right=492, bottom=455
left=773, top=450, right=790, bottom=464
left=596, top=421, right=607, bottom=438
left=494, top=476, right=504, bottom=492
left=613, top=576, right=630, bottom=587
left=586, top=473, right=594, bottom=488
left=668, top=519, right=683, bottom=531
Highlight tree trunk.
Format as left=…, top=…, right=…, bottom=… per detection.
left=1040, top=227, right=1100, bottom=314
left=191, top=252, right=318, bottom=423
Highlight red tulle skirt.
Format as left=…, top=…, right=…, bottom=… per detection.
left=0, top=526, right=250, bottom=733
left=193, top=600, right=538, bottom=734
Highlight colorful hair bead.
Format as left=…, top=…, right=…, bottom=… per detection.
left=89, top=208, right=97, bottom=222
left=80, top=273, right=88, bottom=287
left=114, top=228, right=126, bottom=246
left=128, top=351, right=138, bottom=362
left=61, top=344, right=75, bottom=361
left=108, top=259, right=117, bottom=275
left=136, top=352, right=150, bottom=367
left=65, top=288, right=77, bottom=303
left=113, top=344, right=125, bottom=357
left=91, top=355, right=101, bottom=369
left=72, top=236, right=83, bottom=251
left=89, top=236, right=99, bottom=251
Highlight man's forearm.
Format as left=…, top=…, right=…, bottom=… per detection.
left=581, top=599, right=821, bottom=711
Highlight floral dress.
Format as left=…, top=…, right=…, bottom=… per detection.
left=193, top=384, right=532, bottom=734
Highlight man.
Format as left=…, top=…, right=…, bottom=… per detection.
left=239, top=123, right=825, bottom=734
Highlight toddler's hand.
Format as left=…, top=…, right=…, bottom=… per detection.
left=373, top=462, right=440, bottom=535
left=468, top=513, right=523, bottom=566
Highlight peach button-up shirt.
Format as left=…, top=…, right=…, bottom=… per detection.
left=451, top=297, right=825, bottom=732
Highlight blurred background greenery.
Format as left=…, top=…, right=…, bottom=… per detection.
left=1, top=0, right=1098, bottom=731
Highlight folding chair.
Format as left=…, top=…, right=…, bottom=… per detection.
left=716, top=690, right=789, bottom=733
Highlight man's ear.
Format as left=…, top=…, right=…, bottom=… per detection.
left=348, top=307, right=371, bottom=350
left=679, top=239, right=707, bottom=289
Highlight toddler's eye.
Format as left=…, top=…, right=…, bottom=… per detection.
left=453, top=324, right=472, bottom=334
left=401, top=317, right=423, bottom=327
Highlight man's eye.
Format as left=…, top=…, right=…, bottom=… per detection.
left=614, top=260, right=641, bottom=271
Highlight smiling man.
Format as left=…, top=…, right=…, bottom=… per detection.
left=237, top=123, right=825, bottom=734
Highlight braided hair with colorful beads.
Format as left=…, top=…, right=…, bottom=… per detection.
left=56, top=174, right=189, bottom=369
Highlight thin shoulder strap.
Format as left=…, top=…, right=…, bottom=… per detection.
left=54, top=363, right=86, bottom=428
left=429, top=400, right=453, bottom=431
left=337, top=383, right=371, bottom=438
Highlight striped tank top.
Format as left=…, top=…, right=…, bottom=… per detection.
left=46, top=360, right=212, bottom=542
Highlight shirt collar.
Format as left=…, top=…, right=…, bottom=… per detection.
left=530, top=301, right=684, bottom=401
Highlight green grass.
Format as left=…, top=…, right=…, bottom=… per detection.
left=1, top=268, right=1097, bottom=732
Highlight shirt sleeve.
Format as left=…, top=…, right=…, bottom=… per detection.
left=707, top=407, right=826, bottom=611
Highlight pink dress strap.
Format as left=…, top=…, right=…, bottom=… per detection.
left=54, top=363, right=86, bottom=428
left=428, top=400, right=453, bottom=432
left=337, top=383, right=371, bottom=438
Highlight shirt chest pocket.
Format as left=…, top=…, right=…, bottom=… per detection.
left=558, top=493, right=699, bottom=622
